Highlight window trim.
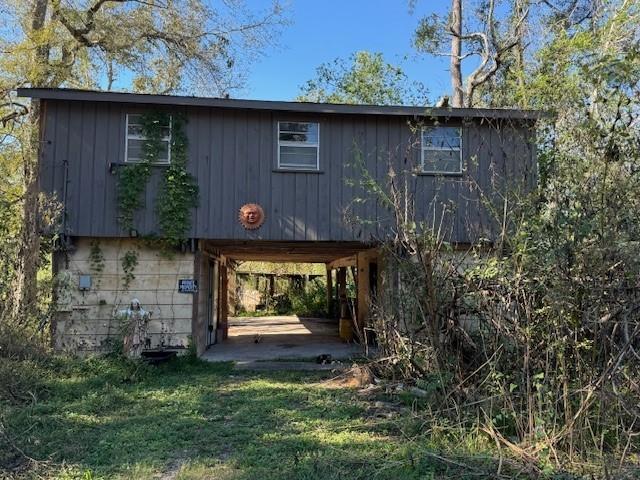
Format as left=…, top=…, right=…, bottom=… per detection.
left=420, top=126, right=463, bottom=175
left=124, top=113, right=172, bottom=164
left=277, top=121, right=320, bottom=171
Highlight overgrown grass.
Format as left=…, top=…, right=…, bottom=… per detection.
left=1, top=355, right=631, bottom=479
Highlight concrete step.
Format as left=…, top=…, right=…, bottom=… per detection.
left=233, top=360, right=349, bottom=371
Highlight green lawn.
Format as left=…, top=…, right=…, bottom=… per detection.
left=0, top=356, right=602, bottom=479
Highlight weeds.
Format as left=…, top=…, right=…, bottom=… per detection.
left=0, top=356, right=528, bottom=480
left=236, top=276, right=329, bottom=317
left=289, top=279, right=328, bottom=317
left=361, top=109, right=640, bottom=475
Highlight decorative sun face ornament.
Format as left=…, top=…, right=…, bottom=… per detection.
left=238, top=203, right=265, bottom=230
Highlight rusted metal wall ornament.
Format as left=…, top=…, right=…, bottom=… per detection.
left=238, top=203, right=265, bottom=230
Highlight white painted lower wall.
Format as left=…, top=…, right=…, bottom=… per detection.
left=53, top=238, right=195, bottom=353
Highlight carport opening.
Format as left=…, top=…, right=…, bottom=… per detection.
left=199, top=240, right=378, bottom=362
left=229, top=261, right=357, bottom=347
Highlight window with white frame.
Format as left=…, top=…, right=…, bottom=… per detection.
left=125, top=114, right=172, bottom=164
left=421, top=126, right=462, bottom=174
left=277, top=121, right=319, bottom=170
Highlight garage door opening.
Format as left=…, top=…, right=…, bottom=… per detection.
left=203, top=261, right=361, bottom=362
left=235, top=261, right=353, bottom=337
left=198, top=240, right=379, bottom=362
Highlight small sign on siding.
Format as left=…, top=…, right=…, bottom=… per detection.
left=178, top=279, right=198, bottom=293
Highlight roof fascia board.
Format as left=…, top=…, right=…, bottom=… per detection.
left=17, top=88, right=547, bottom=120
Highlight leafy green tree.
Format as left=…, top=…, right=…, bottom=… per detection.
left=297, top=51, right=428, bottom=106
left=412, top=0, right=612, bottom=109
left=0, top=136, right=23, bottom=322
left=0, top=0, right=285, bottom=323
left=413, top=0, right=529, bottom=107
left=1, top=0, right=285, bottom=95
left=474, top=0, right=609, bottom=108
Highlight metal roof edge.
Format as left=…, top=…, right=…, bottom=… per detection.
left=17, top=88, right=548, bottom=120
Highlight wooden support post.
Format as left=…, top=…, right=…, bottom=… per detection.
left=219, top=263, right=229, bottom=340
left=334, top=269, right=340, bottom=313
left=268, top=274, right=275, bottom=296
left=336, top=266, right=351, bottom=341
left=337, top=267, right=347, bottom=296
left=356, top=252, right=370, bottom=340
left=227, top=264, right=236, bottom=317
left=326, top=266, right=333, bottom=317
left=337, top=267, right=347, bottom=317
left=191, top=250, right=203, bottom=354
left=355, top=249, right=379, bottom=344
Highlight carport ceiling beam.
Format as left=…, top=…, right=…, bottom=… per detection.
left=326, top=255, right=357, bottom=269
left=226, top=253, right=338, bottom=263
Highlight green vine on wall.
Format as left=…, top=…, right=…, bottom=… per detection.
left=117, top=111, right=198, bottom=248
left=121, top=250, right=138, bottom=291
left=157, top=114, right=199, bottom=247
left=117, top=160, right=151, bottom=232
left=117, top=111, right=162, bottom=231
left=89, top=240, right=105, bottom=289
left=89, top=240, right=105, bottom=274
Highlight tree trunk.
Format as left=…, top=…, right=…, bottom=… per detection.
left=450, top=0, right=464, bottom=107
left=513, top=0, right=529, bottom=106
left=13, top=0, right=49, bottom=322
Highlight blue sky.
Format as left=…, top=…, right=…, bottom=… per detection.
left=241, top=0, right=453, bottom=102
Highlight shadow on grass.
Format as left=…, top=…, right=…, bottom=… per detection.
left=1, top=356, right=594, bottom=480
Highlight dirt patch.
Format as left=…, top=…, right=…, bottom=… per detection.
left=155, top=451, right=194, bottom=480
left=320, top=365, right=374, bottom=389
left=216, top=445, right=234, bottom=462
left=364, top=399, right=407, bottom=419
left=155, top=460, right=183, bottom=480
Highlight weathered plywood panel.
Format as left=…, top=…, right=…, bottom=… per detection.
left=61, top=304, right=194, bottom=320
left=55, top=332, right=190, bottom=352
left=69, top=238, right=191, bottom=261
left=66, top=289, right=193, bottom=306
left=54, top=238, right=195, bottom=353
left=57, top=317, right=192, bottom=335
left=68, top=259, right=195, bottom=274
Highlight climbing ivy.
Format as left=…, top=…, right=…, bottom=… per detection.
left=116, top=111, right=198, bottom=248
left=117, top=113, right=162, bottom=231
left=121, top=250, right=138, bottom=291
left=89, top=240, right=105, bottom=289
left=117, top=159, right=151, bottom=232
left=89, top=240, right=105, bottom=274
left=157, top=114, right=199, bottom=247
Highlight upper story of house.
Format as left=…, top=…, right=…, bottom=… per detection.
left=19, top=88, right=541, bottom=245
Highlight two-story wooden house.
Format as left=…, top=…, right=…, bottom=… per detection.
left=18, top=88, right=540, bottom=355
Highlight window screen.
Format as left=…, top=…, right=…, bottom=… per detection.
left=421, top=126, right=462, bottom=174
left=278, top=122, right=319, bottom=170
left=126, top=114, right=171, bottom=164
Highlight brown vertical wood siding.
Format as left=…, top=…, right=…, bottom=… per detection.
left=40, top=99, right=537, bottom=244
